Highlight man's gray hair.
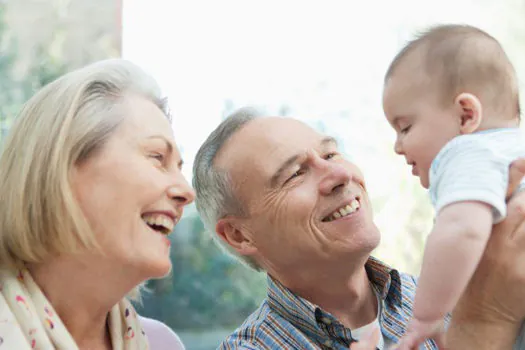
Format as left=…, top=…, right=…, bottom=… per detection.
left=193, top=107, right=263, bottom=271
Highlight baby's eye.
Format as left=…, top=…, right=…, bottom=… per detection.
left=400, top=125, right=412, bottom=134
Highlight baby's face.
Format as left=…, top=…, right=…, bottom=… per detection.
left=383, top=73, right=461, bottom=188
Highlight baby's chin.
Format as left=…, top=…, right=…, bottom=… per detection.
left=419, top=176, right=430, bottom=189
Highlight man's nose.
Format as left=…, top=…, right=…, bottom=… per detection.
left=318, top=161, right=351, bottom=196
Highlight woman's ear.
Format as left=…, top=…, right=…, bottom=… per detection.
left=454, top=92, right=483, bottom=134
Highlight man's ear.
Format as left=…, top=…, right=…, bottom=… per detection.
left=216, top=217, right=257, bottom=256
left=454, top=92, right=483, bottom=134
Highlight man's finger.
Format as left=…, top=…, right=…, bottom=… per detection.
left=506, top=158, right=525, bottom=199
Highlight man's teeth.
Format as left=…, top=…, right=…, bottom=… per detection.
left=325, top=199, right=360, bottom=222
left=142, top=214, right=175, bottom=234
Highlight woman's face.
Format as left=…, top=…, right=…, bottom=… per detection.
left=71, top=95, right=194, bottom=281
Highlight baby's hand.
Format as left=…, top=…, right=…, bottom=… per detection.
left=396, top=318, right=446, bottom=350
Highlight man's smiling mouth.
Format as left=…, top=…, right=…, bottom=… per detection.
left=322, top=198, right=360, bottom=222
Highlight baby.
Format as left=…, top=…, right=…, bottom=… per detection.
left=382, top=24, right=525, bottom=349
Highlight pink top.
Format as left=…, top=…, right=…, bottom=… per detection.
left=139, top=316, right=186, bottom=350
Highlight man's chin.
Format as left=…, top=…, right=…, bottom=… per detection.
left=329, top=230, right=380, bottom=254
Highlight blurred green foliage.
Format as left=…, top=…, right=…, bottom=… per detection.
left=136, top=210, right=266, bottom=330
left=0, top=3, right=66, bottom=141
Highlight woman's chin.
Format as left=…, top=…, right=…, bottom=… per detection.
left=147, top=259, right=173, bottom=279
left=126, top=255, right=173, bottom=281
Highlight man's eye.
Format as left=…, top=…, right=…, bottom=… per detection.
left=325, top=152, right=338, bottom=160
left=285, top=169, right=305, bottom=184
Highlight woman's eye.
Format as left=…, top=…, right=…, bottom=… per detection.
left=400, top=125, right=412, bottom=134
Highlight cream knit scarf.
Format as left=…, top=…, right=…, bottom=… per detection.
left=0, top=269, right=149, bottom=349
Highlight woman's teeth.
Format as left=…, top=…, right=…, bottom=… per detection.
left=142, top=214, right=175, bottom=234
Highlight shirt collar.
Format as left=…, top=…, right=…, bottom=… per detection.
left=267, top=272, right=325, bottom=338
left=266, top=256, right=404, bottom=338
left=365, top=256, right=403, bottom=306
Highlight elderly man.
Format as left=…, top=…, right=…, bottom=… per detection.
left=193, top=108, right=525, bottom=349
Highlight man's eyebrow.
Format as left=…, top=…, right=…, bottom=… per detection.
left=269, top=136, right=338, bottom=187
left=269, top=154, right=301, bottom=188
left=321, top=136, right=338, bottom=147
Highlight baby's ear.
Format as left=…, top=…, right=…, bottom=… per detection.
left=455, top=92, right=483, bottom=134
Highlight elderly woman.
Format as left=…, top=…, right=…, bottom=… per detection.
left=0, top=59, right=193, bottom=349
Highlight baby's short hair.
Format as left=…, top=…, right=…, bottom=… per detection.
left=385, top=24, right=520, bottom=119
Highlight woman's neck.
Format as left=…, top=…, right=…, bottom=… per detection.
left=27, top=255, right=134, bottom=349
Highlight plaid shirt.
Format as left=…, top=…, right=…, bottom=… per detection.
left=219, top=257, right=447, bottom=349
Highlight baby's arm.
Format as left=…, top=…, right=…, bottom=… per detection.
left=413, top=200, right=493, bottom=324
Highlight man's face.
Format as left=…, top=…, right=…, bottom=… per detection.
left=216, top=117, right=380, bottom=273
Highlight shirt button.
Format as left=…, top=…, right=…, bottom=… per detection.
left=323, top=339, right=333, bottom=347
left=321, top=317, right=332, bottom=325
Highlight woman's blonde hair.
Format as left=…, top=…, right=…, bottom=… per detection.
left=0, top=59, right=168, bottom=273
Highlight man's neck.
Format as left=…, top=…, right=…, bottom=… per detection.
left=28, top=256, right=138, bottom=349
left=275, top=257, right=378, bottom=329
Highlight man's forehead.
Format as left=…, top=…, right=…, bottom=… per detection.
left=239, top=117, right=323, bottom=153
left=217, top=116, right=326, bottom=176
